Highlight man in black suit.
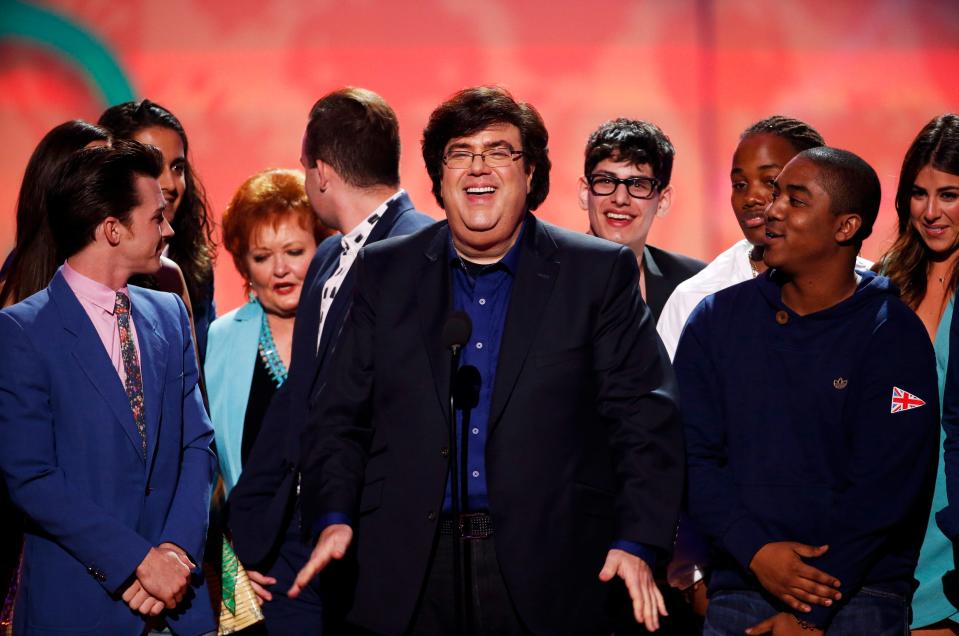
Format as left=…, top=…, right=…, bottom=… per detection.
left=226, top=87, right=433, bottom=634
left=579, top=118, right=704, bottom=321
left=290, top=86, right=683, bottom=636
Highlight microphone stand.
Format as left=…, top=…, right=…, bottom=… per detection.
left=448, top=342, right=466, bottom=636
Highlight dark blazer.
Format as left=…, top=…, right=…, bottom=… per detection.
left=642, top=244, right=705, bottom=322
left=228, top=193, right=434, bottom=568
left=300, top=215, right=684, bottom=636
left=0, top=272, right=216, bottom=635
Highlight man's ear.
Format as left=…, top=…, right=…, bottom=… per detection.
left=314, top=160, right=332, bottom=193
left=101, top=217, right=123, bottom=247
left=835, top=213, right=863, bottom=244
left=578, top=176, right=590, bottom=212
left=655, top=184, right=673, bottom=218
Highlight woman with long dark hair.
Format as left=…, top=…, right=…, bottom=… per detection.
left=0, top=120, right=110, bottom=307
left=98, top=99, right=217, bottom=360
left=880, top=113, right=959, bottom=635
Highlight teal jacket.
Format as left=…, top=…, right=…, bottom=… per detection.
left=205, top=300, right=262, bottom=494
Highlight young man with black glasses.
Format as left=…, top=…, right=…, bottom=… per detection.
left=579, top=118, right=704, bottom=320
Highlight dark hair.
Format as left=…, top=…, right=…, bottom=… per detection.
left=881, top=113, right=959, bottom=307
left=97, top=99, right=214, bottom=309
left=584, top=118, right=675, bottom=187
left=47, top=140, right=163, bottom=260
left=742, top=115, right=825, bottom=153
left=303, top=87, right=400, bottom=188
left=0, top=120, right=111, bottom=306
left=798, top=146, right=881, bottom=247
left=222, top=169, right=332, bottom=280
left=422, top=85, right=551, bottom=211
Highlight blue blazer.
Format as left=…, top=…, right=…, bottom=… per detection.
left=229, top=192, right=434, bottom=568
left=0, top=271, right=217, bottom=636
left=205, top=300, right=262, bottom=494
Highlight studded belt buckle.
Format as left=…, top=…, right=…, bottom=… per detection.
left=459, top=512, right=493, bottom=540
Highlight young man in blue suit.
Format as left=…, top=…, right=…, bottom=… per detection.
left=225, top=87, right=434, bottom=634
left=0, top=140, right=216, bottom=635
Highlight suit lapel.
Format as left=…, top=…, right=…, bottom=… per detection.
left=51, top=274, right=144, bottom=459
left=314, top=193, right=416, bottom=373
left=489, top=217, right=559, bottom=428
left=419, top=225, right=454, bottom=422
left=129, top=288, right=167, bottom=469
left=642, top=245, right=666, bottom=319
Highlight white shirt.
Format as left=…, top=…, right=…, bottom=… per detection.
left=656, top=239, right=873, bottom=360
left=316, top=189, right=405, bottom=351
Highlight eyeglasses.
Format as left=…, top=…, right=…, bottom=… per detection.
left=443, top=148, right=524, bottom=169
left=586, top=174, right=660, bottom=200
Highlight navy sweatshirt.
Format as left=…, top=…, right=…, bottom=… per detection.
left=675, top=270, right=939, bottom=628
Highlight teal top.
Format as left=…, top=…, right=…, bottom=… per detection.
left=912, top=295, right=959, bottom=627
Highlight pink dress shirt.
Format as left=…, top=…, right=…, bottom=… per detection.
left=62, top=262, right=141, bottom=385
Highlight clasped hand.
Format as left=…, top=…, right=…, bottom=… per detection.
left=749, top=542, right=841, bottom=613
left=122, top=543, right=194, bottom=616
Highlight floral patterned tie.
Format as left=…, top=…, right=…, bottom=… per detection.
left=115, top=292, right=147, bottom=459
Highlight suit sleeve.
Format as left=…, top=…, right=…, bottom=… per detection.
left=0, top=312, right=152, bottom=593
left=159, top=296, right=217, bottom=563
left=594, top=247, right=684, bottom=552
left=299, top=249, right=378, bottom=529
left=675, top=302, right=776, bottom=570
left=802, top=311, right=938, bottom=627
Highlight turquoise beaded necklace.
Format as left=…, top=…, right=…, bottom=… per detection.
left=254, top=297, right=288, bottom=387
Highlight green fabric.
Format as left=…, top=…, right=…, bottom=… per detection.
left=221, top=537, right=239, bottom=616
left=911, top=295, right=959, bottom=627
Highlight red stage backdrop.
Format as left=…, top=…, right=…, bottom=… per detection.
left=2, top=0, right=958, bottom=313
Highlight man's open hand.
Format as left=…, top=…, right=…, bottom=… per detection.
left=599, top=549, right=667, bottom=632
left=289, top=524, right=353, bottom=598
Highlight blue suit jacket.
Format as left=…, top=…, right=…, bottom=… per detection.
left=228, top=192, right=434, bottom=568
left=0, top=271, right=217, bottom=636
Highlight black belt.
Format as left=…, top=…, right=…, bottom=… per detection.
left=439, top=512, right=493, bottom=540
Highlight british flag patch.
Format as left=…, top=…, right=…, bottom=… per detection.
left=890, top=386, right=926, bottom=414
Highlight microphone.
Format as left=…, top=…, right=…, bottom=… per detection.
left=442, top=311, right=472, bottom=354
left=453, top=365, right=481, bottom=411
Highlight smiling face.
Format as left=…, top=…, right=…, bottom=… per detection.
left=440, top=122, right=532, bottom=261
left=245, top=215, right=317, bottom=318
left=762, top=156, right=843, bottom=275
left=579, top=158, right=670, bottom=255
left=119, top=175, right=174, bottom=275
left=133, top=126, right=186, bottom=224
left=910, top=164, right=959, bottom=257
left=731, top=133, right=803, bottom=246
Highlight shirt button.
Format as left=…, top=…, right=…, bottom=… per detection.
left=472, top=428, right=479, bottom=435
left=478, top=298, right=486, bottom=305
left=427, top=511, right=436, bottom=521
left=476, top=342, right=483, bottom=350
left=472, top=470, right=480, bottom=478
left=440, top=446, right=449, bottom=458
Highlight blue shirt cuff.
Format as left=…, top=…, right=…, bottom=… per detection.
left=611, top=540, right=657, bottom=568
left=311, top=512, right=352, bottom=542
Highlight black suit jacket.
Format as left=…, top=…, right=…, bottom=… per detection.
left=228, top=193, right=433, bottom=568
left=642, top=244, right=706, bottom=322
left=300, top=215, right=684, bottom=636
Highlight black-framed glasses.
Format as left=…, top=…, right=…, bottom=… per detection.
left=443, top=148, right=524, bottom=169
left=586, top=174, right=660, bottom=200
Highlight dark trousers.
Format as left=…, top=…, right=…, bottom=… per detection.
left=704, top=588, right=909, bottom=635
left=256, top=507, right=324, bottom=635
left=405, top=533, right=533, bottom=636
